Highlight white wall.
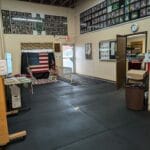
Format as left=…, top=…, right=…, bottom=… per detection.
left=0, top=0, right=75, bottom=74
left=74, top=0, right=150, bottom=81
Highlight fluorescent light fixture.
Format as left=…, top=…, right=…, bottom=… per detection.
left=12, top=17, right=43, bottom=23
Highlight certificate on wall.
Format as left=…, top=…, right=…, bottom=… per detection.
left=99, top=41, right=110, bottom=60
left=110, top=41, right=116, bottom=59
left=0, top=60, right=7, bottom=75
left=85, top=43, right=92, bottom=59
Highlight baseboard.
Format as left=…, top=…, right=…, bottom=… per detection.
left=74, top=73, right=116, bottom=84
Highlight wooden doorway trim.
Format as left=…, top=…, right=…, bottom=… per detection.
left=116, top=31, right=148, bottom=89
left=126, top=31, right=148, bottom=53
left=116, top=35, right=127, bottom=89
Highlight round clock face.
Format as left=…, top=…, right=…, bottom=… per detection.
left=131, top=24, right=138, bottom=32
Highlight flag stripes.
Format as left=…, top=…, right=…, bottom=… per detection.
left=30, top=52, right=49, bottom=73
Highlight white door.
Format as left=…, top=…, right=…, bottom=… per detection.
left=62, top=45, right=75, bottom=73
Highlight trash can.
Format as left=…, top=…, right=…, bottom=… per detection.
left=126, top=84, right=145, bottom=110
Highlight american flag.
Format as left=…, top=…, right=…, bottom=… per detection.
left=29, top=53, right=49, bottom=73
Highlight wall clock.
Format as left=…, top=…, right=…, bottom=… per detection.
left=131, top=23, right=139, bottom=32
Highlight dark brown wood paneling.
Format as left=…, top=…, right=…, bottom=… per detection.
left=116, top=35, right=127, bottom=89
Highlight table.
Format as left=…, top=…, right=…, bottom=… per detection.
left=4, top=77, right=32, bottom=112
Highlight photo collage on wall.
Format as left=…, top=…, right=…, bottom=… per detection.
left=44, top=15, right=68, bottom=35
left=1, top=10, right=68, bottom=36
left=10, top=11, right=33, bottom=34
left=80, top=0, right=150, bottom=34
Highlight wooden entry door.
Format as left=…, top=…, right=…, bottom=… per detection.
left=116, top=35, right=127, bottom=89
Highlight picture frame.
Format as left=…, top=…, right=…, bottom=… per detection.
left=140, top=8, right=147, bottom=17
left=125, top=13, right=130, bottom=21
left=119, top=8, right=124, bottom=15
left=119, top=15, right=124, bottom=23
left=131, top=11, right=139, bottom=19
left=54, top=43, right=61, bottom=52
left=110, top=41, right=116, bottom=59
left=147, top=7, right=150, bottom=15
left=99, top=41, right=110, bottom=60
left=125, top=6, right=130, bottom=13
left=112, top=2, right=119, bottom=11
left=85, top=43, right=92, bottom=59
left=147, top=0, right=150, bottom=5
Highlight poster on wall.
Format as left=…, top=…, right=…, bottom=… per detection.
left=99, top=41, right=110, bottom=60
left=0, top=60, right=7, bottom=75
left=85, top=43, right=92, bottom=59
left=54, top=43, right=61, bottom=52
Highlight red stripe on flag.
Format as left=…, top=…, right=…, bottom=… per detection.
left=30, top=53, right=49, bottom=73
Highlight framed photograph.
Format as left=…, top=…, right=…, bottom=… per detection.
left=115, top=10, right=120, bottom=17
left=120, top=8, right=124, bottom=15
left=115, top=17, right=120, bottom=24
left=147, top=7, right=150, bottom=15
left=147, top=0, right=150, bottom=5
left=125, top=0, right=130, bottom=5
left=112, top=18, right=116, bottom=25
left=134, top=2, right=140, bottom=10
left=107, top=6, right=112, bottom=13
left=107, top=0, right=112, bottom=5
left=103, top=8, right=107, bottom=14
left=103, top=1, right=107, bottom=7
left=103, top=21, right=107, bottom=28
left=131, top=11, right=139, bottom=19
left=108, top=12, right=112, bottom=19
left=107, top=19, right=112, bottom=26
left=125, top=13, right=130, bottom=21
left=110, top=41, right=116, bottom=59
left=54, top=43, right=61, bottom=52
left=119, top=15, right=124, bottom=23
left=112, top=2, right=119, bottom=11
left=141, top=0, right=147, bottom=8
left=85, top=43, right=92, bottom=59
left=99, top=41, right=110, bottom=60
left=130, top=4, right=135, bottom=11
left=125, top=6, right=130, bottom=13
left=140, top=8, right=147, bottom=17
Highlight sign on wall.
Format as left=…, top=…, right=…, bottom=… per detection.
left=0, top=60, right=7, bottom=75
left=85, top=43, right=92, bottom=60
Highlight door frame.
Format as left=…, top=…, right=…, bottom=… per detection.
left=62, top=44, right=76, bottom=73
left=116, top=31, right=148, bottom=88
left=126, top=31, right=148, bottom=53
left=116, top=35, right=127, bottom=89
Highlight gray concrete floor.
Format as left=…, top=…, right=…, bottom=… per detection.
left=6, top=76, right=150, bottom=150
